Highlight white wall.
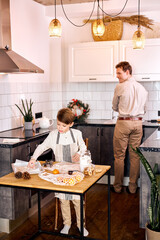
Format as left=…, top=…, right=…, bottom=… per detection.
left=0, top=0, right=62, bottom=131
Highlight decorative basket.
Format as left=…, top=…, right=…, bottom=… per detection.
left=92, top=20, right=123, bottom=41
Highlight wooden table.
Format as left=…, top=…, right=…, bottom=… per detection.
left=0, top=165, right=111, bottom=240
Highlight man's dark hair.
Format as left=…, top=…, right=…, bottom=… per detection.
left=116, top=61, right=132, bottom=75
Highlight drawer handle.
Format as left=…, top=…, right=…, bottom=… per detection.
left=89, top=78, right=97, bottom=81
left=142, top=77, right=150, bottom=80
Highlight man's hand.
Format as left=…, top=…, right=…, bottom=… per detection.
left=28, top=159, right=36, bottom=168
left=72, top=153, right=80, bottom=163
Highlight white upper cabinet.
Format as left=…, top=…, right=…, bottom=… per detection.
left=68, top=41, right=119, bottom=82
left=68, top=38, right=160, bottom=82
left=119, top=38, right=160, bottom=81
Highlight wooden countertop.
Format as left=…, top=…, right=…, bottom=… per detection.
left=0, top=165, right=110, bottom=194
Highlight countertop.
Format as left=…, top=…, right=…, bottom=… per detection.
left=140, top=128, right=160, bottom=152
left=0, top=119, right=159, bottom=148
left=74, top=119, right=160, bottom=127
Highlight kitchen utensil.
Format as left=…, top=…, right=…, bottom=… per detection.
left=39, top=116, right=54, bottom=129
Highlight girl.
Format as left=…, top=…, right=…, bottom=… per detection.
left=28, top=108, right=88, bottom=236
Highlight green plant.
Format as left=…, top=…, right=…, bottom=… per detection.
left=132, top=147, right=160, bottom=232
left=15, top=99, right=33, bottom=122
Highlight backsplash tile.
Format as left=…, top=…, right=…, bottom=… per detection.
left=0, top=81, right=160, bottom=132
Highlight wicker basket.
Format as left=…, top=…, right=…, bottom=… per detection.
left=92, top=20, right=123, bottom=41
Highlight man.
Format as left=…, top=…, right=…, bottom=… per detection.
left=112, top=61, right=148, bottom=194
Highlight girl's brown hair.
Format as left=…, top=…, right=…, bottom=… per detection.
left=57, top=108, right=75, bottom=124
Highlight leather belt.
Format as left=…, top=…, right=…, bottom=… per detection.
left=118, top=117, right=142, bottom=121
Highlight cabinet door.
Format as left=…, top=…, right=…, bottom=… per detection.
left=100, top=126, right=114, bottom=174
left=100, top=126, right=130, bottom=176
left=68, top=41, right=119, bottom=82
left=75, top=125, right=101, bottom=165
left=11, top=142, right=30, bottom=162
left=119, top=38, right=160, bottom=81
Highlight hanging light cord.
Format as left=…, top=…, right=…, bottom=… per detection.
left=61, top=0, right=96, bottom=27
left=138, top=0, right=140, bottom=28
left=99, top=0, right=129, bottom=18
left=97, top=0, right=100, bottom=20
left=55, top=0, right=56, bottom=19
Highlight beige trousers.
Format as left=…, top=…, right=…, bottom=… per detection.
left=60, top=199, right=85, bottom=227
left=113, top=120, right=143, bottom=193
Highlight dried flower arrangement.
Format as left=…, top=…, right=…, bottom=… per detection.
left=84, top=15, right=154, bottom=30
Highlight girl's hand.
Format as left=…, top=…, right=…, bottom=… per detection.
left=28, top=159, right=36, bottom=168
left=72, top=153, right=80, bottom=163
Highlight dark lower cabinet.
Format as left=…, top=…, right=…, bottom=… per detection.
left=76, top=125, right=100, bottom=165
left=75, top=124, right=158, bottom=176
left=76, top=125, right=115, bottom=174
left=0, top=135, right=48, bottom=220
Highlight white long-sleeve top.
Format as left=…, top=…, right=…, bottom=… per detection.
left=112, top=77, right=148, bottom=117
left=32, top=128, right=86, bottom=160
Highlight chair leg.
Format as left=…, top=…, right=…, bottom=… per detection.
left=55, top=198, right=59, bottom=230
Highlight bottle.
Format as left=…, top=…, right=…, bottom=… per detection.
left=80, top=150, right=92, bottom=172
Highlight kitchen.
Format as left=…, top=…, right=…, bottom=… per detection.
left=0, top=0, right=160, bottom=239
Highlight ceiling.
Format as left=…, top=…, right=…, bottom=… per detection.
left=33, top=0, right=109, bottom=6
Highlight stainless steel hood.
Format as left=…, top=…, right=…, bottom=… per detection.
left=0, top=0, right=44, bottom=74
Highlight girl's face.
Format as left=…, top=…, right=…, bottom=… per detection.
left=57, top=120, right=73, bottom=133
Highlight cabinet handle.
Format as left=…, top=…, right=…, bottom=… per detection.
left=27, top=145, right=32, bottom=158
left=97, top=128, right=100, bottom=136
left=27, top=145, right=31, bottom=154
left=89, top=78, right=97, bottom=81
left=101, top=128, right=103, bottom=136
left=142, top=77, right=150, bottom=80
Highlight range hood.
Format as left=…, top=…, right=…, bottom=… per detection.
left=0, top=0, right=44, bottom=74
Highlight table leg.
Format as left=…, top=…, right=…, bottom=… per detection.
left=108, top=169, right=110, bottom=240
left=38, top=190, right=41, bottom=231
left=80, top=194, right=84, bottom=239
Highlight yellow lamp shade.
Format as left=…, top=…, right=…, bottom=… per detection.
left=92, top=19, right=105, bottom=37
left=132, top=29, right=145, bottom=49
left=49, top=19, right=62, bottom=37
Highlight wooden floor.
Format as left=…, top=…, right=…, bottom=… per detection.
left=0, top=184, right=145, bottom=240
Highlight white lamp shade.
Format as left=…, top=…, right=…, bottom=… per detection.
left=132, top=29, right=145, bottom=49
left=92, top=19, right=105, bottom=37
left=49, top=19, right=62, bottom=37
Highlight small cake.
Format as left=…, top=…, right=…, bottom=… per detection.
left=68, top=177, right=76, bottom=186
left=57, top=176, right=63, bottom=182
left=63, top=178, right=70, bottom=184
left=75, top=174, right=83, bottom=182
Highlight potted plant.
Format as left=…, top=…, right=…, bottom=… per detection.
left=132, top=147, right=160, bottom=240
left=15, top=99, right=34, bottom=130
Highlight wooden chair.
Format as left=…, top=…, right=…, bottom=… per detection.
left=54, top=138, right=88, bottom=230
left=84, top=138, right=88, bottom=150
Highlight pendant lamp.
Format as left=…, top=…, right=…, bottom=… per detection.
left=92, top=0, right=105, bottom=37
left=132, top=0, right=145, bottom=49
left=49, top=0, right=62, bottom=37
left=92, top=19, right=105, bottom=36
